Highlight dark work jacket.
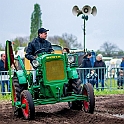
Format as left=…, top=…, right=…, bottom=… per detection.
left=0, top=60, right=7, bottom=75
left=81, top=58, right=92, bottom=76
left=25, top=37, right=52, bottom=62
left=94, top=60, right=106, bottom=79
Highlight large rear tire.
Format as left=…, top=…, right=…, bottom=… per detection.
left=21, top=90, right=35, bottom=120
left=68, top=78, right=82, bottom=94
left=12, top=77, right=23, bottom=117
left=82, top=83, right=95, bottom=114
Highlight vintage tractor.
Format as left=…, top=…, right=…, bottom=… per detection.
left=5, top=40, right=95, bottom=120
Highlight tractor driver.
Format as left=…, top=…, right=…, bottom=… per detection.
left=25, top=28, right=53, bottom=63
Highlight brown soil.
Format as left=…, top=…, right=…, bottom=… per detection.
left=0, top=94, right=124, bottom=124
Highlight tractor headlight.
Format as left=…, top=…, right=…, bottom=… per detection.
left=68, top=56, right=74, bottom=63
left=32, top=60, right=39, bottom=68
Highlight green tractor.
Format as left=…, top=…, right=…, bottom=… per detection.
left=5, top=40, right=95, bottom=120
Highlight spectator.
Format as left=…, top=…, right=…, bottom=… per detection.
left=94, top=54, right=106, bottom=91
left=63, top=47, right=70, bottom=53
left=81, top=52, right=92, bottom=84
left=86, top=69, right=97, bottom=87
left=0, top=53, right=10, bottom=96
left=117, top=70, right=124, bottom=89
left=120, top=57, right=124, bottom=70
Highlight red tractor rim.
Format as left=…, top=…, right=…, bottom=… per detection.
left=21, top=96, right=29, bottom=118
left=12, top=85, right=16, bottom=102
left=83, top=89, right=89, bottom=111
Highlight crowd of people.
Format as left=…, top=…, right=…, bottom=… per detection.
left=81, top=52, right=124, bottom=90
left=81, top=52, right=106, bottom=91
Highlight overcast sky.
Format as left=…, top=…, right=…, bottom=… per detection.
left=0, top=0, right=124, bottom=51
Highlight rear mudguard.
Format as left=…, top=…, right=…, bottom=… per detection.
left=16, top=70, right=27, bottom=84
left=67, top=67, right=78, bottom=79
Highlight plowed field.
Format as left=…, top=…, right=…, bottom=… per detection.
left=0, top=94, right=124, bottom=124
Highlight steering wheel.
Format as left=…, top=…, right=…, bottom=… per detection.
left=34, top=48, right=54, bottom=55
left=34, top=48, right=45, bottom=55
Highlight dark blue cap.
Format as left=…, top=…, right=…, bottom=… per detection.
left=38, top=28, right=49, bottom=34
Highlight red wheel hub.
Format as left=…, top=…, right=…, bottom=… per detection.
left=83, top=89, right=89, bottom=111
left=12, top=85, right=16, bottom=102
left=21, top=96, right=29, bottom=118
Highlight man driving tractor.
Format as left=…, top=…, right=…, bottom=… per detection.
left=25, top=27, right=53, bottom=63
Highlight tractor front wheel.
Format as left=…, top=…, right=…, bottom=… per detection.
left=82, top=83, right=95, bottom=114
left=21, top=90, right=35, bottom=120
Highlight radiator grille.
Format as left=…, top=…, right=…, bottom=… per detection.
left=46, top=60, right=65, bottom=81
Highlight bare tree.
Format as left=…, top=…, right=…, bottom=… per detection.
left=62, top=33, right=83, bottom=49
left=100, top=41, right=119, bottom=56
left=12, top=36, right=29, bottom=51
left=48, top=36, right=67, bottom=47
left=48, top=33, right=83, bottom=49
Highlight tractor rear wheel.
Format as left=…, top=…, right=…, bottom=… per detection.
left=12, top=77, right=23, bottom=117
left=21, top=90, right=35, bottom=120
left=68, top=78, right=82, bottom=110
left=82, top=83, right=95, bottom=114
